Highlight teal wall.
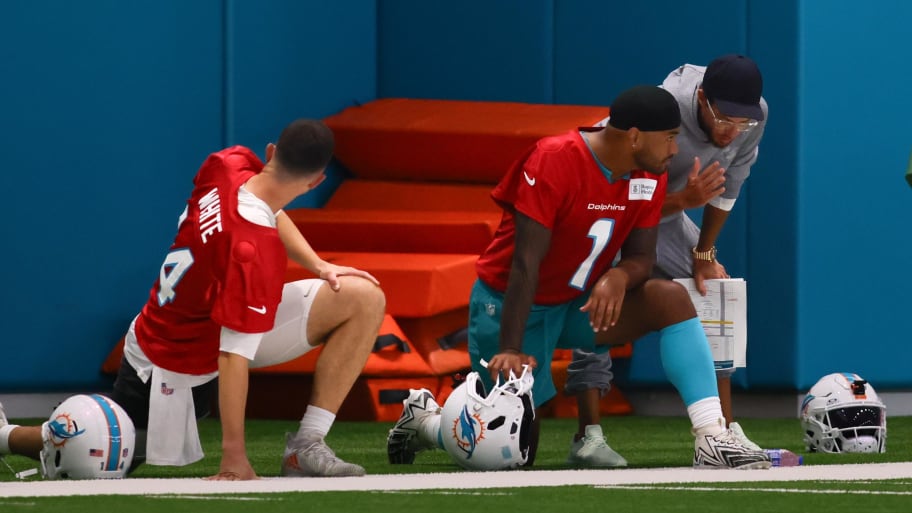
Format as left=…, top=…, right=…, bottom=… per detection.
left=0, top=0, right=376, bottom=391
left=792, top=1, right=912, bottom=388
left=2, top=0, right=909, bottom=393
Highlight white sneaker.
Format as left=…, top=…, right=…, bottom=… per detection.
left=694, top=428, right=771, bottom=469
left=567, top=424, right=628, bottom=468
left=387, top=388, right=440, bottom=464
left=729, top=422, right=762, bottom=451
left=281, top=433, right=366, bottom=477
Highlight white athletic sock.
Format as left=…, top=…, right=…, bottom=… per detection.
left=687, top=397, right=726, bottom=436
left=296, top=405, right=335, bottom=441
left=0, top=424, right=18, bottom=455
left=422, top=413, right=442, bottom=448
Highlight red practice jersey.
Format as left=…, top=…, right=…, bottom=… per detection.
left=476, top=129, right=666, bottom=305
left=135, top=146, right=287, bottom=374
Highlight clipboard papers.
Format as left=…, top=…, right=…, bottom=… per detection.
left=673, top=278, right=747, bottom=370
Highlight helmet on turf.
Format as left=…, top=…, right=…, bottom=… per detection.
left=800, top=372, right=886, bottom=453
left=440, top=366, right=534, bottom=470
left=40, top=394, right=136, bottom=479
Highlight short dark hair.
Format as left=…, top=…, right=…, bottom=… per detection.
left=274, top=119, right=335, bottom=175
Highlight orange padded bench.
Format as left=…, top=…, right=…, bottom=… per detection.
left=252, top=315, right=435, bottom=378
left=323, top=180, right=500, bottom=212
left=324, top=98, right=611, bottom=183
left=284, top=252, right=478, bottom=318
left=286, top=208, right=498, bottom=254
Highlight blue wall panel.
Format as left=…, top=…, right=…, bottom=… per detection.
left=3, top=0, right=911, bottom=393
left=553, top=0, right=748, bottom=106
left=377, top=0, right=554, bottom=102
left=0, top=0, right=224, bottom=391
left=794, top=0, right=912, bottom=389
left=228, top=0, right=377, bottom=208
left=740, top=0, right=801, bottom=389
left=0, top=0, right=376, bottom=390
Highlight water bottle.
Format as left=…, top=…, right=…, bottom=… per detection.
left=764, top=449, right=802, bottom=467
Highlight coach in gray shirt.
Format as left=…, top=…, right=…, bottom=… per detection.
left=566, top=55, right=768, bottom=468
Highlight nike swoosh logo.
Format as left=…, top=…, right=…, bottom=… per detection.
left=247, top=305, right=267, bottom=314
left=523, top=171, right=536, bottom=186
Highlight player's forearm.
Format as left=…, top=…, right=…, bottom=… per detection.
left=696, top=205, right=730, bottom=251
left=217, top=351, right=250, bottom=455
left=499, top=267, right=538, bottom=354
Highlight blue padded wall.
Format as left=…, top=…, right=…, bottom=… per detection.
left=228, top=0, right=377, bottom=209
left=4, top=0, right=910, bottom=394
left=0, top=0, right=376, bottom=391
left=377, top=0, right=555, bottom=103
left=0, top=0, right=225, bottom=391
left=792, top=0, right=912, bottom=388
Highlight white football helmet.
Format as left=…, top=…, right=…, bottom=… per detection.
left=40, top=394, right=136, bottom=479
left=440, top=366, right=534, bottom=470
left=800, top=373, right=886, bottom=454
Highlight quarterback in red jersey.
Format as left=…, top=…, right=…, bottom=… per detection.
left=386, top=86, right=770, bottom=471
left=135, top=146, right=291, bottom=375
left=1, top=120, right=386, bottom=481
left=475, top=127, right=667, bottom=305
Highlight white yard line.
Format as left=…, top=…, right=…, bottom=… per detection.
left=1, top=462, right=911, bottom=498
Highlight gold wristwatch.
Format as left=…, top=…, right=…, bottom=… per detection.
left=692, top=246, right=717, bottom=262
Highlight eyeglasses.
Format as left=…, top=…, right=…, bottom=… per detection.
left=704, top=98, right=759, bottom=133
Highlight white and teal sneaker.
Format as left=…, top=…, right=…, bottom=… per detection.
left=567, top=424, right=628, bottom=468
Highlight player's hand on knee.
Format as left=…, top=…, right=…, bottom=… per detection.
left=316, top=261, right=381, bottom=291
left=581, top=272, right=627, bottom=331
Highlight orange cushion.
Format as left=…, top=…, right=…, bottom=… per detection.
left=285, top=252, right=478, bottom=318
left=252, top=314, right=435, bottom=377
left=324, top=180, right=499, bottom=212
left=396, top=307, right=471, bottom=375
left=324, top=99, right=611, bottom=183
left=285, top=207, right=498, bottom=254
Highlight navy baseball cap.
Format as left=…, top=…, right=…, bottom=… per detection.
left=702, top=54, right=764, bottom=121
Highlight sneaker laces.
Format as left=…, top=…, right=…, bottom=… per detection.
left=581, top=432, right=610, bottom=452
left=307, top=441, right=340, bottom=463
left=729, top=423, right=762, bottom=451
left=712, top=429, right=741, bottom=445
left=285, top=436, right=364, bottom=477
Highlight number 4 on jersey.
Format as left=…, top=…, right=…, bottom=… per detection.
left=157, top=248, right=194, bottom=306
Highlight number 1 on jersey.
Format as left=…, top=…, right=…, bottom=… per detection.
left=157, top=248, right=194, bottom=306
left=569, top=219, right=615, bottom=290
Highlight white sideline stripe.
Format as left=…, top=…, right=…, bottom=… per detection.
left=602, top=485, right=912, bottom=496
left=0, top=462, right=911, bottom=498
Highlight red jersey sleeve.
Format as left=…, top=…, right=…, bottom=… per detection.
left=210, top=234, right=287, bottom=334
left=492, top=135, right=573, bottom=230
